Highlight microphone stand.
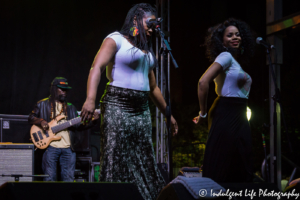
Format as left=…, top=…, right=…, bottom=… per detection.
left=156, top=27, right=179, bottom=69
left=267, top=48, right=291, bottom=151
left=266, top=47, right=298, bottom=185
left=156, top=26, right=179, bottom=181
left=262, top=131, right=270, bottom=182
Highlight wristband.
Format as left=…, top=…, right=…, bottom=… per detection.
left=199, top=111, right=207, bottom=118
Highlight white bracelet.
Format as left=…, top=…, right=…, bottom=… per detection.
left=199, top=111, right=207, bottom=118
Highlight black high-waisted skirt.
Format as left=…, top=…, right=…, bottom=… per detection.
left=202, top=96, right=253, bottom=182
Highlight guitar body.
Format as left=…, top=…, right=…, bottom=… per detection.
left=30, top=109, right=100, bottom=149
left=30, top=115, right=66, bottom=149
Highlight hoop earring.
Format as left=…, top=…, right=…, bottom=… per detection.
left=130, top=26, right=139, bottom=37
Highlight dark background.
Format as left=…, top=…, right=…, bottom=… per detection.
left=1, top=0, right=300, bottom=177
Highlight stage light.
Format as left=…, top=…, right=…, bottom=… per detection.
left=247, top=106, right=252, bottom=121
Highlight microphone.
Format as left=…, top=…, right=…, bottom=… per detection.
left=256, top=37, right=275, bottom=49
left=146, top=18, right=162, bottom=29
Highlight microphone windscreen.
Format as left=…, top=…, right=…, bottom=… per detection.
left=256, top=37, right=263, bottom=44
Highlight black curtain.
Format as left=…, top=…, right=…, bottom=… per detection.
left=0, top=0, right=154, bottom=115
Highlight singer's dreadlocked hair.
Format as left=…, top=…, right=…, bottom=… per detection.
left=205, top=18, right=255, bottom=63
left=120, top=3, right=156, bottom=50
left=119, top=3, right=157, bottom=66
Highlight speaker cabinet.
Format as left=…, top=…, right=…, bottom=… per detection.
left=0, top=114, right=31, bottom=143
left=73, top=129, right=91, bottom=156
left=0, top=144, right=34, bottom=186
left=90, top=132, right=101, bottom=162
left=75, top=157, right=92, bottom=182
left=157, top=181, right=281, bottom=200
left=72, top=121, right=100, bottom=157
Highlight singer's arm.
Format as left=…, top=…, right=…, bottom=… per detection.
left=81, top=38, right=116, bottom=122
left=195, top=62, right=222, bottom=124
left=149, top=70, right=178, bottom=135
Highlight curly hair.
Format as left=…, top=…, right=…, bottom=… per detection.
left=205, top=18, right=255, bottom=63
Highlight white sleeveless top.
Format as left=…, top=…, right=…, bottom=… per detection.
left=214, top=52, right=252, bottom=99
left=105, top=32, right=155, bottom=91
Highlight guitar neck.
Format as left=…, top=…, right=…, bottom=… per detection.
left=51, top=117, right=81, bottom=133
left=51, top=109, right=100, bottom=133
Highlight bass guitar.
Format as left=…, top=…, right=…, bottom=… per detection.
left=30, top=109, right=100, bottom=149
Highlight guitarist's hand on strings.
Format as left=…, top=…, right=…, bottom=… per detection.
left=81, top=99, right=95, bottom=125
left=41, top=120, right=49, bottom=131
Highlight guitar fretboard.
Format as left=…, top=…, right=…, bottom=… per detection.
left=50, top=109, right=100, bottom=133
left=51, top=117, right=81, bottom=133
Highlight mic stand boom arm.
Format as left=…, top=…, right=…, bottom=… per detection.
left=156, top=27, right=179, bottom=69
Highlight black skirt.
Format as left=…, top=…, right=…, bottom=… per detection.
left=202, top=96, right=253, bottom=182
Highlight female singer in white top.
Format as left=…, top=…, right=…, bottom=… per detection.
left=81, top=3, right=177, bottom=200
left=194, top=18, right=255, bottom=183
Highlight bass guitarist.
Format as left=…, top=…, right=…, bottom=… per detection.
left=28, top=77, right=99, bottom=181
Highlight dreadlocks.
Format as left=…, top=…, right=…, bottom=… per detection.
left=120, top=3, right=156, bottom=50
left=49, top=85, right=67, bottom=119
left=119, top=3, right=157, bottom=67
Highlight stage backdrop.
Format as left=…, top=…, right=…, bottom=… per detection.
left=0, top=0, right=154, bottom=115
left=3, top=0, right=300, bottom=176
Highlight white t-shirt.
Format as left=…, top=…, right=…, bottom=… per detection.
left=105, top=32, right=155, bottom=91
left=214, top=52, right=252, bottom=99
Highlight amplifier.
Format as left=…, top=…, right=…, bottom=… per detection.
left=75, top=157, right=92, bottom=182
left=0, top=114, right=31, bottom=143
left=0, top=144, right=34, bottom=186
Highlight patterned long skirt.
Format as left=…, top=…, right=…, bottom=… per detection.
left=99, top=85, right=165, bottom=200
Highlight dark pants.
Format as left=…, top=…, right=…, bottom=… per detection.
left=42, top=145, right=76, bottom=181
